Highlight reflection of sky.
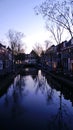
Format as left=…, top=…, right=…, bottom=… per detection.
left=0, top=70, right=73, bottom=129
left=0, top=0, right=50, bottom=53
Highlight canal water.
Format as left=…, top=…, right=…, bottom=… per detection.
left=0, top=68, right=73, bottom=130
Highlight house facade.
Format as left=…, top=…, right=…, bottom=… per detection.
left=40, top=38, right=73, bottom=74
left=15, top=50, right=39, bottom=66
left=61, top=38, right=73, bottom=73
left=0, top=43, right=12, bottom=76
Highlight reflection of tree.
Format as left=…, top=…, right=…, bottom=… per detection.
left=13, top=75, right=26, bottom=97
left=44, top=74, right=73, bottom=129
left=4, top=92, right=9, bottom=107
left=20, top=68, right=38, bottom=80
left=49, top=92, right=64, bottom=130
left=12, top=74, right=28, bottom=103
left=46, top=86, right=54, bottom=105
left=11, top=75, right=28, bottom=120
left=34, top=70, right=47, bottom=94
left=34, top=70, right=54, bottom=104
left=3, top=74, right=27, bottom=121
left=48, top=89, right=73, bottom=130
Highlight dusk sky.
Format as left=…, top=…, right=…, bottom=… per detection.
left=0, top=0, right=50, bottom=53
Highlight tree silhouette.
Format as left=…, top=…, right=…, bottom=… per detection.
left=35, top=0, right=73, bottom=42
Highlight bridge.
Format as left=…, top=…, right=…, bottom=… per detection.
left=15, top=51, right=39, bottom=67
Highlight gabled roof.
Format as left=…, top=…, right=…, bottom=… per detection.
left=46, top=45, right=55, bottom=53
left=7, top=46, right=12, bottom=51
left=0, top=43, right=6, bottom=48
left=30, top=50, right=38, bottom=57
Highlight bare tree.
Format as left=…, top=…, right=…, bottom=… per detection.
left=46, top=24, right=64, bottom=45
left=7, top=29, right=24, bottom=54
left=7, top=29, right=25, bottom=69
left=35, top=0, right=73, bottom=40
left=44, top=40, right=52, bottom=51
left=33, top=42, right=43, bottom=56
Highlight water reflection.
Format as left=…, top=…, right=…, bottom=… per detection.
left=0, top=68, right=73, bottom=130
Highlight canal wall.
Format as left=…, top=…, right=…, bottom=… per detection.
left=37, top=65, right=73, bottom=88
left=0, top=69, right=20, bottom=97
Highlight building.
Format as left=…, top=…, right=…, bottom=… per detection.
left=61, top=38, right=73, bottom=73
left=15, top=50, right=39, bottom=66
left=0, top=43, right=12, bottom=76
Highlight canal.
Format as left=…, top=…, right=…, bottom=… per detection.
left=0, top=67, right=73, bottom=130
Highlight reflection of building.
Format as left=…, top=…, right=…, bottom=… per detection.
left=46, top=74, right=73, bottom=106
left=20, top=67, right=38, bottom=79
